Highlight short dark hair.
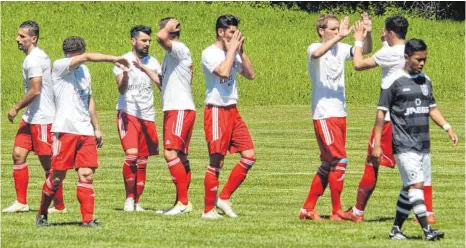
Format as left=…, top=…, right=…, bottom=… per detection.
left=19, top=20, right=40, bottom=40
left=159, top=17, right=180, bottom=38
left=215, top=15, right=240, bottom=37
left=62, top=36, right=86, bottom=54
left=130, top=25, right=151, bottom=39
left=385, top=15, right=409, bottom=39
left=405, top=39, right=427, bottom=56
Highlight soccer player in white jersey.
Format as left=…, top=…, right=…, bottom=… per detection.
left=114, top=25, right=162, bottom=212
left=201, top=15, right=256, bottom=219
left=4, top=20, right=65, bottom=213
left=299, top=14, right=372, bottom=221
left=153, top=18, right=196, bottom=215
left=36, top=36, right=129, bottom=227
left=345, top=15, right=421, bottom=222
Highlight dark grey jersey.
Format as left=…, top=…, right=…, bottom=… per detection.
left=377, top=70, right=437, bottom=154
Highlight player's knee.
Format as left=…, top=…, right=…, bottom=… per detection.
left=209, top=154, right=224, bottom=169
left=12, top=149, right=26, bottom=164
left=137, top=156, right=147, bottom=169
left=78, top=168, right=95, bottom=183
left=163, top=149, right=178, bottom=161
left=241, top=149, right=255, bottom=159
left=124, top=152, right=138, bottom=167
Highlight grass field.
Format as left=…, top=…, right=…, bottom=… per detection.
left=1, top=104, right=464, bottom=247
left=1, top=2, right=465, bottom=248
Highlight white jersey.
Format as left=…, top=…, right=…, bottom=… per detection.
left=307, top=42, right=353, bottom=120
left=21, top=47, right=55, bottom=124
left=201, top=44, right=243, bottom=106
left=161, top=41, right=195, bottom=111
left=114, top=52, right=162, bottom=121
left=51, top=58, right=94, bottom=136
left=372, top=44, right=405, bottom=121
left=372, top=44, right=405, bottom=79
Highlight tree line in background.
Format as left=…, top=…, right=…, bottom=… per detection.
left=269, top=1, right=465, bottom=21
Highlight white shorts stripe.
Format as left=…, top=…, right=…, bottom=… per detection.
left=41, top=125, right=47, bottom=143
left=320, top=119, right=331, bottom=145
left=118, top=112, right=127, bottom=138
left=176, top=110, right=184, bottom=136
left=212, top=107, right=219, bottom=141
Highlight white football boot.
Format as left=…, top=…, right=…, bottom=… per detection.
left=2, top=201, right=30, bottom=213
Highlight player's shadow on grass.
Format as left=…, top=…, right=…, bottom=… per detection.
left=48, top=221, right=82, bottom=226
left=114, top=207, right=158, bottom=211
left=320, top=215, right=393, bottom=222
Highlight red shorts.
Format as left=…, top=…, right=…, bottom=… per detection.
left=204, top=105, right=254, bottom=156
left=117, top=111, right=159, bottom=156
left=313, top=117, right=347, bottom=162
left=366, top=121, right=396, bottom=168
left=163, top=110, right=196, bottom=155
left=14, top=119, right=53, bottom=155
left=51, top=133, right=98, bottom=171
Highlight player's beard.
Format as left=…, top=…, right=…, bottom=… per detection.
left=135, top=46, right=149, bottom=58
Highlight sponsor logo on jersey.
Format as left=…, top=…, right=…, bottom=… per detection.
left=404, top=106, right=429, bottom=116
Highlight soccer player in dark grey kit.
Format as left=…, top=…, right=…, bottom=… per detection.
left=372, top=39, right=458, bottom=241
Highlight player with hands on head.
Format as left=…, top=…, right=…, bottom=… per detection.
left=201, top=14, right=256, bottom=219
left=153, top=17, right=197, bottom=216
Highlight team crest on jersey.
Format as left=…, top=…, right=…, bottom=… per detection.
left=420, top=84, right=428, bottom=96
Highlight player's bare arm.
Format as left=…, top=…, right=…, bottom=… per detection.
left=352, top=19, right=377, bottom=71
left=89, top=95, right=103, bottom=148
left=361, top=12, right=373, bottom=54
left=429, top=107, right=458, bottom=147
left=311, top=16, right=353, bottom=59
left=8, top=76, right=42, bottom=123
left=214, top=30, right=243, bottom=79
left=69, top=53, right=129, bottom=71
left=371, top=110, right=386, bottom=159
left=238, top=37, right=256, bottom=80
left=156, top=19, right=180, bottom=52
left=132, top=59, right=162, bottom=91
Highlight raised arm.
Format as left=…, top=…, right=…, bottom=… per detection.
left=311, top=16, right=352, bottom=59
left=8, top=76, right=42, bottom=123
left=214, top=30, right=244, bottom=79
left=238, top=38, right=256, bottom=80
left=352, top=20, right=377, bottom=71
left=89, top=95, right=103, bottom=148
left=429, top=107, right=458, bottom=147
left=361, top=12, right=372, bottom=54
left=156, top=19, right=180, bottom=52
left=69, top=53, right=129, bottom=72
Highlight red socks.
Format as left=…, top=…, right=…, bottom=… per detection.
left=219, top=157, right=255, bottom=200
left=77, top=181, right=95, bottom=224
left=46, top=170, right=65, bottom=210
left=135, top=156, right=147, bottom=203
left=168, top=157, right=189, bottom=205
left=38, top=176, right=57, bottom=215
left=303, top=165, right=329, bottom=211
left=122, top=153, right=137, bottom=199
left=355, top=163, right=379, bottom=211
left=13, top=163, right=29, bottom=204
left=329, top=159, right=347, bottom=214
left=204, top=165, right=219, bottom=213
left=424, top=185, right=433, bottom=213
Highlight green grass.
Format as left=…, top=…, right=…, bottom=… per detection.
left=1, top=2, right=464, bottom=247
left=1, top=2, right=464, bottom=110
left=1, top=104, right=464, bottom=247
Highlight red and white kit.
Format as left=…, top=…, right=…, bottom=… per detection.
left=161, top=41, right=196, bottom=154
